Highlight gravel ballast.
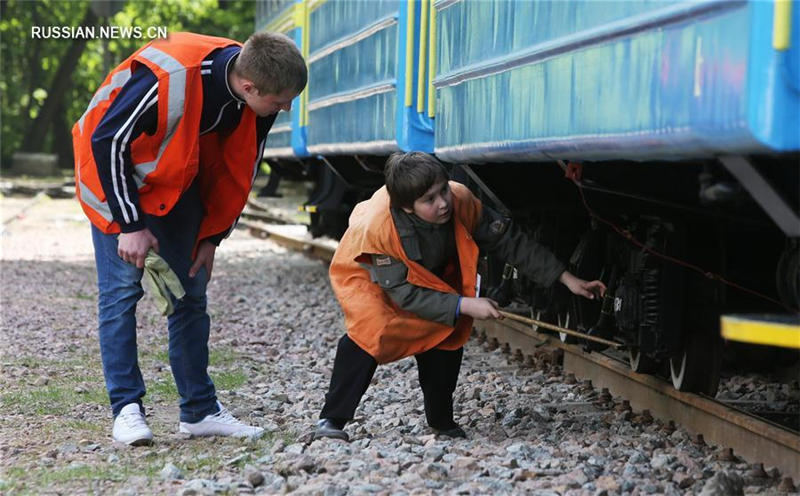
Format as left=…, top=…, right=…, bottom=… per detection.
left=0, top=196, right=795, bottom=495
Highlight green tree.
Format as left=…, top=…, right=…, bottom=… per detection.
left=1, top=0, right=257, bottom=171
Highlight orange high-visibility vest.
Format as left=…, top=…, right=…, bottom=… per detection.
left=72, top=32, right=259, bottom=243
left=329, top=181, right=483, bottom=364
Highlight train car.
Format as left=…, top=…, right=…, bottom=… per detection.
left=427, top=0, right=799, bottom=395
left=255, top=0, right=311, bottom=197
left=257, top=0, right=435, bottom=237
left=255, top=0, right=800, bottom=395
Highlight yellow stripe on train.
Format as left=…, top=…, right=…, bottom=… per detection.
left=721, top=314, right=800, bottom=349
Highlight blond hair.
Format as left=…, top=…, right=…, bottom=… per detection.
left=234, top=32, right=307, bottom=95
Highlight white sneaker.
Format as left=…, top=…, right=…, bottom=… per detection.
left=112, top=403, right=153, bottom=445
left=179, top=401, right=264, bottom=439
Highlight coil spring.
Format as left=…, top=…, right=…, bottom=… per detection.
left=641, top=267, right=660, bottom=327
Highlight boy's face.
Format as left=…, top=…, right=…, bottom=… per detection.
left=242, top=85, right=297, bottom=117
left=403, top=180, right=452, bottom=224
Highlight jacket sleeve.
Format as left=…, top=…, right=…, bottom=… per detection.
left=367, top=254, right=461, bottom=326
left=473, top=205, right=566, bottom=287
left=90, top=66, right=159, bottom=232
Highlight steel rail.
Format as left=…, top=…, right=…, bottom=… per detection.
left=478, top=318, right=800, bottom=482
left=241, top=208, right=293, bottom=226
left=238, top=219, right=334, bottom=263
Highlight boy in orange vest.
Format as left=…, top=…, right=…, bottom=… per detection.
left=73, top=32, right=306, bottom=445
left=315, top=152, right=605, bottom=441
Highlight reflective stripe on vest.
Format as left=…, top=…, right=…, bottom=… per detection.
left=76, top=46, right=188, bottom=220
left=77, top=164, right=114, bottom=222
left=77, top=69, right=132, bottom=134
left=132, top=46, right=186, bottom=180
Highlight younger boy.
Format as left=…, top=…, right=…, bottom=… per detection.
left=315, top=152, right=605, bottom=441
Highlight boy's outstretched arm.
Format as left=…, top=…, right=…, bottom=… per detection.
left=474, top=205, right=604, bottom=300
left=558, top=271, right=606, bottom=300
left=474, top=205, right=566, bottom=288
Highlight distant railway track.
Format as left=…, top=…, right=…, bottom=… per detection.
left=241, top=198, right=300, bottom=225
left=240, top=217, right=800, bottom=483
left=239, top=218, right=335, bottom=263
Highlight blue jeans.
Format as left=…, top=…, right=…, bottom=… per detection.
left=91, top=185, right=219, bottom=422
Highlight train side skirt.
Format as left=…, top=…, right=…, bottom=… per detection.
left=721, top=314, right=800, bottom=349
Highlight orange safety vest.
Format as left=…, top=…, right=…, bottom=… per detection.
left=329, top=181, right=483, bottom=364
left=72, top=32, right=259, bottom=244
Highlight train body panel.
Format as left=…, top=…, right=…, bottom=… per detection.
left=432, top=0, right=800, bottom=163
left=258, top=0, right=309, bottom=158
left=257, top=0, right=436, bottom=157
left=305, top=0, right=433, bottom=155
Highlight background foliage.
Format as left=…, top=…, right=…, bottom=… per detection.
left=0, top=0, right=257, bottom=170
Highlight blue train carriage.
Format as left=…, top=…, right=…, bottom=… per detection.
left=296, top=0, right=434, bottom=237
left=255, top=0, right=311, bottom=198
left=429, top=0, right=800, bottom=394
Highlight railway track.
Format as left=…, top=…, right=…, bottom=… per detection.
left=239, top=216, right=800, bottom=482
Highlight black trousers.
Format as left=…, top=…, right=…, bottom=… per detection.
left=320, top=334, right=463, bottom=430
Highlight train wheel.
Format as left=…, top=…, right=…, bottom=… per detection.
left=256, top=166, right=282, bottom=198
left=308, top=210, right=348, bottom=239
left=529, top=309, right=543, bottom=330
left=558, top=312, right=577, bottom=344
left=628, top=348, right=659, bottom=374
left=776, top=244, right=800, bottom=309
left=669, top=330, right=721, bottom=395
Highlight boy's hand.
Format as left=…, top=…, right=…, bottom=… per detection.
left=118, top=228, right=159, bottom=268
left=459, top=297, right=502, bottom=320
left=189, top=240, right=216, bottom=280
left=559, top=271, right=606, bottom=300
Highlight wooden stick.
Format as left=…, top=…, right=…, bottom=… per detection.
left=498, top=310, right=622, bottom=348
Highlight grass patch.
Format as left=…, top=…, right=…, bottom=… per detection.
left=0, top=353, right=107, bottom=415
left=0, top=384, right=107, bottom=415
left=4, top=354, right=102, bottom=372
left=182, top=452, right=228, bottom=473
left=148, top=348, right=170, bottom=364
left=148, top=378, right=179, bottom=402
left=5, top=356, right=40, bottom=368
left=72, top=290, right=94, bottom=300
left=143, top=345, right=240, bottom=371
left=212, top=370, right=246, bottom=391
left=41, top=417, right=107, bottom=437
left=277, top=430, right=298, bottom=446
left=210, top=347, right=240, bottom=367
left=2, top=461, right=162, bottom=494
left=146, top=368, right=245, bottom=400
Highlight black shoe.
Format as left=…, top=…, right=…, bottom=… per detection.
left=313, top=418, right=349, bottom=441
left=433, top=425, right=467, bottom=439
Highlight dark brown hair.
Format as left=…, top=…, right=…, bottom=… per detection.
left=384, top=152, right=449, bottom=209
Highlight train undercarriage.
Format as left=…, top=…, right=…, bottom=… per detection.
left=466, top=156, right=798, bottom=396
left=267, top=153, right=799, bottom=396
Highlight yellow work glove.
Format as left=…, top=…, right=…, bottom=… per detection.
left=143, top=249, right=186, bottom=316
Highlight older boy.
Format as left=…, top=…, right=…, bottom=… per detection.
left=314, top=152, right=605, bottom=441
left=73, top=32, right=306, bottom=445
